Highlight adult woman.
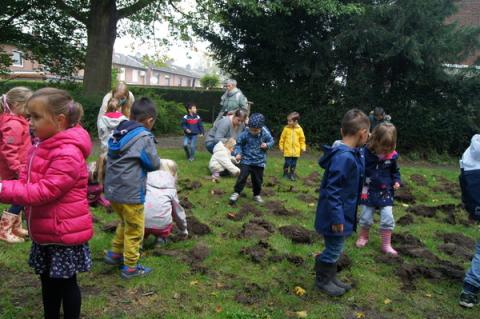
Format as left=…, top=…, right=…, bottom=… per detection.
left=205, top=109, right=248, bottom=153
left=97, top=82, right=134, bottom=137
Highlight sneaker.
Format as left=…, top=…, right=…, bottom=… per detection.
left=120, top=264, right=153, bottom=279
left=103, top=251, right=123, bottom=265
left=459, top=292, right=479, bottom=308
left=229, top=192, right=240, bottom=204
left=253, top=195, right=264, bottom=204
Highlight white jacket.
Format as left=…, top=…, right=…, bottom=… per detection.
left=208, top=141, right=240, bottom=175
left=144, top=171, right=188, bottom=233
left=97, top=112, right=128, bottom=153
left=461, top=134, right=480, bottom=171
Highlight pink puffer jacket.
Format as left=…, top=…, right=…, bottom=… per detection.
left=0, top=125, right=93, bottom=245
left=0, top=113, right=31, bottom=180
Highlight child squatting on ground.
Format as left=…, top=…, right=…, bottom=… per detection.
left=209, top=138, right=240, bottom=180
left=181, top=103, right=204, bottom=161
left=356, top=123, right=401, bottom=256
left=0, top=88, right=93, bottom=318
left=459, top=134, right=480, bottom=308
left=144, top=159, right=188, bottom=247
left=103, top=97, right=161, bottom=279
left=314, top=109, right=370, bottom=297
left=278, top=111, right=306, bottom=181
left=229, top=113, right=274, bottom=205
left=0, top=86, right=32, bottom=243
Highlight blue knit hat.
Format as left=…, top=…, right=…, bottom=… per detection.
left=248, top=113, right=265, bottom=129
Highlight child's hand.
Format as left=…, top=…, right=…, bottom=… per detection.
left=331, top=224, right=344, bottom=233
left=393, top=182, right=400, bottom=190
left=260, top=143, right=267, bottom=149
left=235, top=154, right=242, bottom=161
left=186, top=129, right=191, bottom=134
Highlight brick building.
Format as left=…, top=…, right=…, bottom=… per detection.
left=448, top=0, right=480, bottom=65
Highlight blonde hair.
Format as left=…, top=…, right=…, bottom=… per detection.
left=106, top=98, right=120, bottom=113
left=160, top=159, right=178, bottom=178
left=367, top=122, right=397, bottom=154
left=28, top=87, right=83, bottom=128
left=0, top=86, right=33, bottom=115
left=224, top=138, right=236, bottom=150
left=112, top=82, right=132, bottom=117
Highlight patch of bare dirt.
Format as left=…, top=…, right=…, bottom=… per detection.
left=261, top=188, right=276, bottom=197
left=265, top=200, right=301, bottom=216
left=210, top=189, right=226, bottom=196
left=437, top=232, right=476, bottom=250
left=186, top=216, right=211, bottom=235
left=180, top=197, right=194, bottom=210
left=303, top=171, right=321, bottom=187
left=239, top=218, right=275, bottom=240
left=265, top=176, right=279, bottom=187
left=278, top=225, right=317, bottom=244
left=234, top=283, right=266, bottom=305
left=178, top=179, right=202, bottom=191
left=297, top=194, right=317, bottom=203
left=407, top=205, right=437, bottom=218
left=337, top=254, right=352, bottom=272
left=431, top=175, right=461, bottom=197
left=397, top=214, right=415, bottom=226
left=410, top=174, right=428, bottom=186
left=240, top=240, right=273, bottom=263
left=394, top=184, right=416, bottom=203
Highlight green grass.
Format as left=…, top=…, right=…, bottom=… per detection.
left=0, top=148, right=478, bottom=319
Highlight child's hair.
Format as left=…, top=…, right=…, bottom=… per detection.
left=367, top=122, right=397, bottom=153
left=28, top=88, right=83, bottom=127
left=186, top=102, right=196, bottom=112
left=373, top=107, right=385, bottom=117
left=130, top=97, right=157, bottom=122
left=341, top=109, right=370, bottom=136
left=224, top=138, right=236, bottom=150
left=0, top=86, right=33, bottom=115
left=106, top=98, right=120, bottom=113
left=112, top=81, right=130, bottom=98
left=287, top=112, right=300, bottom=122
left=160, top=159, right=178, bottom=178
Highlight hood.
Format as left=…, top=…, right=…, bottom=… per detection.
left=101, top=113, right=127, bottom=130
left=40, top=125, right=92, bottom=159
left=147, top=170, right=176, bottom=189
left=108, top=120, right=148, bottom=158
left=319, top=143, right=356, bottom=169
left=461, top=134, right=480, bottom=171
left=213, top=141, right=228, bottom=154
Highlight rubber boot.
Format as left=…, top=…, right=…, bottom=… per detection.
left=0, top=211, right=24, bottom=243
left=331, top=260, right=352, bottom=291
left=315, top=259, right=346, bottom=296
left=380, top=229, right=398, bottom=256
left=355, top=227, right=370, bottom=248
left=289, top=168, right=296, bottom=181
left=183, top=145, right=191, bottom=160
left=283, top=167, right=289, bottom=179
left=12, top=212, right=28, bottom=238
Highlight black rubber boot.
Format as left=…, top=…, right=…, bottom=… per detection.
left=315, top=260, right=346, bottom=296
left=289, top=168, right=296, bottom=181
left=183, top=145, right=191, bottom=159
left=283, top=167, right=289, bottom=179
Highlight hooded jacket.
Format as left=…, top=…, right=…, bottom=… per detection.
left=220, top=88, right=248, bottom=114
left=181, top=113, right=204, bottom=136
left=209, top=141, right=240, bottom=175
left=279, top=124, right=306, bottom=158
left=0, top=125, right=93, bottom=245
left=98, top=111, right=128, bottom=153
left=144, top=170, right=187, bottom=232
left=314, top=143, right=365, bottom=237
left=234, top=126, right=274, bottom=167
left=104, top=120, right=161, bottom=204
left=0, top=113, right=31, bottom=180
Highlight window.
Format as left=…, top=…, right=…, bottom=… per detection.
left=12, top=51, right=23, bottom=67
left=187, top=79, right=192, bottom=87
left=165, top=75, right=170, bottom=86
left=119, top=67, right=125, bottom=81
left=179, top=77, right=183, bottom=86
left=132, top=69, right=138, bottom=82
left=150, top=74, right=158, bottom=85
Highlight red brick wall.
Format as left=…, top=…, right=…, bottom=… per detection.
left=448, top=0, right=480, bottom=65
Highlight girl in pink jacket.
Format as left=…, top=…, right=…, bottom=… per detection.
left=0, top=86, right=32, bottom=243
left=0, top=88, right=93, bottom=319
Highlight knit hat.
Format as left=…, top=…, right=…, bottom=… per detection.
left=248, top=113, right=265, bottom=128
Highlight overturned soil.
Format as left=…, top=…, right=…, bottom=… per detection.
left=303, top=171, right=321, bottom=187
left=296, top=194, right=317, bottom=204
left=210, top=189, right=226, bottom=196
left=437, top=232, right=476, bottom=250
left=239, top=218, right=275, bottom=240
left=397, top=260, right=464, bottom=289
left=431, top=175, right=461, bottom=197
left=186, top=243, right=211, bottom=274
left=407, top=205, right=437, bottom=218
left=410, top=174, right=428, bottom=186
left=240, top=240, right=273, bottom=263
left=438, top=243, right=473, bottom=261
left=180, top=197, right=194, bottom=210
left=234, top=282, right=266, bottom=305
left=394, top=184, right=416, bottom=204
left=261, top=188, right=276, bottom=197
left=265, top=176, right=279, bottom=187
left=277, top=185, right=300, bottom=194
left=278, top=225, right=317, bottom=244
left=186, top=216, right=211, bottom=235
left=265, top=200, right=301, bottom=216
left=178, top=179, right=202, bottom=191
left=397, top=214, right=415, bottom=226
left=337, top=254, right=352, bottom=272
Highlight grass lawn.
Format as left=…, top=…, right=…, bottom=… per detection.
left=0, top=146, right=478, bottom=319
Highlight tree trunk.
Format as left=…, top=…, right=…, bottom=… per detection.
left=83, top=0, right=117, bottom=96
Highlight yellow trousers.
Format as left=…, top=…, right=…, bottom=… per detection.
left=110, top=202, right=144, bottom=268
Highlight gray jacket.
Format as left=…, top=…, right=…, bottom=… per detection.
left=205, top=116, right=245, bottom=146
left=104, top=120, right=161, bottom=204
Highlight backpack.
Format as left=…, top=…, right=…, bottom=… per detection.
left=459, top=168, right=480, bottom=221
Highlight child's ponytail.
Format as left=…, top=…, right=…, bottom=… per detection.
left=0, top=87, right=33, bottom=115
left=67, top=100, right=84, bottom=127
left=29, top=88, right=83, bottom=127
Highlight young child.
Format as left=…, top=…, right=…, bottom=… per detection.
left=314, top=109, right=370, bottom=297
left=229, top=113, right=274, bottom=204
left=144, top=159, right=188, bottom=246
left=87, top=157, right=110, bottom=209
left=98, top=97, right=128, bottom=154
left=458, top=134, right=480, bottom=308
left=0, top=86, right=32, bottom=243
left=279, top=112, right=306, bottom=181
left=209, top=138, right=240, bottom=179
left=0, top=88, right=93, bottom=318
left=103, top=97, right=161, bottom=279
left=355, top=123, right=401, bottom=256
left=181, top=103, right=204, bottom=161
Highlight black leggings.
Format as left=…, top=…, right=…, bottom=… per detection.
left=40, top=274, right=81, bottom=319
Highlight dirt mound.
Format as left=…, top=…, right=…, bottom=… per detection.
left=261, top=188, right=276, bottom=197
left=186, top=216, right=211, bottom=235
left=186, top=243, right=210, bottom=274
left=337, top=254, right=352, bottom=272
left=392, top=233, right=424, bottom=247
left=180, top=197, right=194, bottom=210
left=374, top=254, right=404, bottom=265
left=397, top=214, right=415, bottom=226
left=240, top=240, right=273, bottom=263
left=277, top=185, right=299, bottom=193
left=178, top=179, right=202, bottom=191
left=101, top=221, right=119, bottom=233
left=392, top=233, right=438, bottom=261
left=265, top=200, right=301, bottom=216
left=410, top=174, right=428, bottom=186
left=407, top=205, right=437, bottom=217
left=234, top=283, right=266, bottom=305
left=240, top=218, right=275, bottom=239
left=432, top=175, right=460, bottom=197
left=268, top=254, right=305, bottom=265
left=210, top=189, right=226, bottom=196
left=394, top=184, right=416, bottom=203
left=437, top=232, right=476, bottom=250
left=279, top=225, right=317, bottom=244
left=297, top=194, right=317, bottom=203
left=227, top=203, right=262, bottom=221
left=398, top=260, right=465, bottom=289
left=265, top=176, right=279, bottom=187
left=438, top=243, right=473, bottom=261
left=303, top=171, right=321, bottom=187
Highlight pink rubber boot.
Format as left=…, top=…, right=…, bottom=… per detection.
left=380, top=229, right=398, bottom=256
left=355, top=227, right=370, bottom=248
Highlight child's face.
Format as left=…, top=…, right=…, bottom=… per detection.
left=249, top=127, right=261, bottom=135
left=189, top=106, right=197, bottom=114
left=28, top=98, right=66, bottom=140
left=287, top=118, right=297, bottom=127
left=357, top=128, right=369, bottom=147
left=374, top=145, right=394, bottom=156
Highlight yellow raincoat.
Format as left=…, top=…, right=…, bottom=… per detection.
left=279, top=124, right=306, bottom=157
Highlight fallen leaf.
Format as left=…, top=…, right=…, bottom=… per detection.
left=215, top=283, right=225, bottom=289
left=173, top=293, right=180, bottom=299
left=355, top=312, right=365, bottom=319
left=215, top=305, right=222, bottom=313
left=308, top=203, right=315, bottom=207
left=425, top=293, right=432, bottom=298
left=293, top=286, right=306, bottom=297
left=401, top=203, right=409, bottom=207
left=295, top=310, right=308, bottom=318
left=190, top=280, right=199, bottom=286
left=384, top=298, right=392, bottom=305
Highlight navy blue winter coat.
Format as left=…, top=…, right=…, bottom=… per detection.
left=314, top=144, right=365, bottom=237
left=181, top=114, right=204, bottom=136
left=234, top=127, right=274, bottom=167
left=359, top=148, right=401, bottom=207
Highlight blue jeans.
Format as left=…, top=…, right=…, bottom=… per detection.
left=318, top=235, right=345, bottom=263
left=464, top=240, right=480, bottom=294
left=359, top=205, right=395, bottom=230
left=183, top=135, right=198, bottom=159
left=283, top=157, right=298, bottom=169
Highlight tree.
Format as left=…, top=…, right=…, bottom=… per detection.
left=200, top=73, right=220, bottom=89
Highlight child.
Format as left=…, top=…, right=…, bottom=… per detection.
left=229, top=113, right=274, bottom=204
left=144, top=159, right=188, bottom=246
left=103, top=97, right=161, bottom=279
left=0, top=88, right=93, bottom=318
left=314, top=109, right=370, bottom=296
left=458, top=134, right=480, bottom=308
left=181, top=103, right=204, bottom=161
left=355, top=123, right=401, bottom=256
left=87, top=157, right=110, bottom=209
left=0, top=86, right=32, bottom=243
left=97, top=97, right=128, bottom=154
left=279, top=112, right=306, bottom=181
left=209, top=138, right=240, bottom=179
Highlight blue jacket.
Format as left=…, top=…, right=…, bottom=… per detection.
left=359, top=148, right=401, bottom=207
left=181, top=114, right=204, bottom=136
left=314, top=143, right=365, bottom=237
left=234, top=127, right=274, bottom=167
